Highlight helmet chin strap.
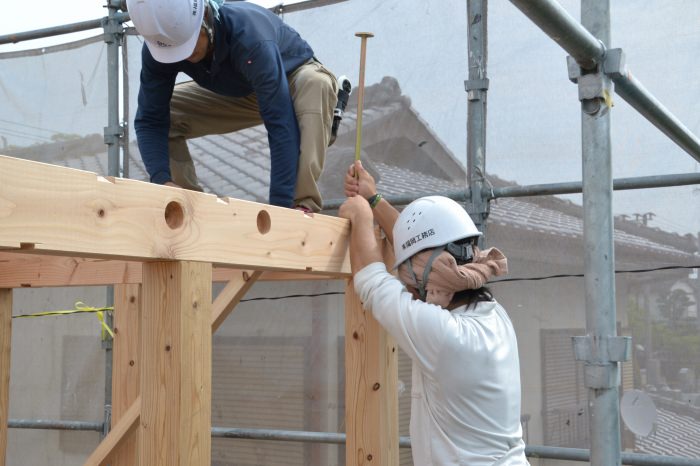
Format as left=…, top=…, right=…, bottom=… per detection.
left=202, top=4, right=215, bottom=48
left=405, top=246, right=446, bottom=302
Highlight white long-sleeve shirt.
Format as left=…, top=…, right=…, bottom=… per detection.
left=355, top=262, right=529, bottom=466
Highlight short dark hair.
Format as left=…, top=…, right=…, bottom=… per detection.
left=450, top=286, right=494, bottom=309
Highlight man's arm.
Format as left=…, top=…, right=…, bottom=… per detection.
left=344, top=161, right=400, bottom=245
left=240, top=41, right=299, bottom=208
left=134, top=46, right=179, bottom=185
left=338, top=195, right=383, bottom=274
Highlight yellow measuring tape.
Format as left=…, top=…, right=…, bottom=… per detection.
left=13, top=302, right=114, bottom=340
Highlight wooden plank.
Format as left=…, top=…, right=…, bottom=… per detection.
left=0, top=252, right=339, bottom=288
left=0, top=155, right=350, bottom=275
left=211, top=270, right=262, bottom=333
left=140, top=262, right=212, bottom=466
left=108, top=284, right=142, bottom=466
left=0, top=289, right=11, bottom=466
left=344, top=278, right=399, bottom=466
left=0, top=252, right=142, bottom=288
left=83, top=397, right=141, bottom=466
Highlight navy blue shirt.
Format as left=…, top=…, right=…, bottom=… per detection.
left=134, top=2, right=314, bottom=208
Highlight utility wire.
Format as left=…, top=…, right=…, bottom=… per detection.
left=11, top=264, right=699, bottom=319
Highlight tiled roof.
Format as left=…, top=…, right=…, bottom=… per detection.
left=634, top=407, right=700, bottom=458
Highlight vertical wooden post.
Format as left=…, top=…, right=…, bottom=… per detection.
left=109, top=284, right=142, bottom=466
left=0, top=289, right=11, bottom=466
left=345, top=278, right=398, bottom=466
left=140, top=262, right=212, bottom=466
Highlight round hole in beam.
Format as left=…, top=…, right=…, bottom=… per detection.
left=165, top=201, right=185, bottom=230
left=257, top=209, right=271, bottom=235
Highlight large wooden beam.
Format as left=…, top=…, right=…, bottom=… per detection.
left=0, top=289, right=11, bottom=466
left=140, top=261, right=212, bottom=465
left=0, top=252, right=339, bottom=288
left=344, top=279, right=399, bottom=466
left=0, top=155, right=350, bottom=275
left=108, top=284, right=142, bottom=466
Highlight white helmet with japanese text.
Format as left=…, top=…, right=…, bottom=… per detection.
left=392, top=196, right=482, bottom=269
left=126, top=0, right=204, bottom=63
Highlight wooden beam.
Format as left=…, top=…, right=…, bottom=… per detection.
left=108, top=284, right=142, bottom=466
left=0, top=155, right=350, bottom=275
left=211, top=270, right=262, bottom=333
left=0, top=252, right=142, bottom=288
left=83, top=397, right=141, bottom=466
left=0, top=252, right=339, bottom=288
left=0, top=289, right=11, bottom=466
left=344, top=278, right=399, bottom=466
left=140, top=262, right=212, bottom=466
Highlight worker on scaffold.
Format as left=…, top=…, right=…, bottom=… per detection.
left=127, top=0, right=338, bottom=212
left=340, top=160, right=530, bottom=465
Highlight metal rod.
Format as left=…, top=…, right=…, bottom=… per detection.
left=614, top=73, right=700, bottom=163
left=507, top=0, right=604, bottom=69
left=489, top=172, right=700, bottom=198
left=466, top=0, right=489, bottom=245
left=507, top=0, right=700, bottom=162
left=105, top=6, right=122, bottom=178
left=353, top=32, right=374, bottom=162
left=8, top=419, right=103, bottom=432
left=0, top=13, right=130, bottom=46
left=322, top=171, right=700, bottom=210
left=8, top=421, right=698, bottom=465
left=580, top=1, right=621, bottom=465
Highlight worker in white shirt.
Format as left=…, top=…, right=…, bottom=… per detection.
left=340, top=160, right=529, bottom=466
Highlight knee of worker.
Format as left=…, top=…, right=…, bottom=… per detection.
left=292, top=66, right=338, bottom=118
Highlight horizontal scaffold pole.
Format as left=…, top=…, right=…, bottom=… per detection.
left=0, top=13, right=130, bottom=46
left=489, top=172, right=700, bottom=199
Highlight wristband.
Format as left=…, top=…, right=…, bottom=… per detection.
left=367, top=193, right=382, bottom=209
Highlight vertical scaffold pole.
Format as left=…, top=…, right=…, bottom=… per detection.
left=466, top=0, right=489, bottom=245
left=103, top=0, right=125, bottom=440
left=579, top=1, right=623, bottom=464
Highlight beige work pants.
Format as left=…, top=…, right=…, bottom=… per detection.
left=168, top=59, right=338, bottom=212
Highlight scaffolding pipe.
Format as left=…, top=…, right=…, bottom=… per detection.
left=507, top=0, right=604, bottom=69
left=322, top=171, right=700, bottom=210
left=0, top=13, right=130, bottom=46
left=579, top=1, right=622, bottom=465
left=8, top=419, right=103, bottom=432
left=508, top=0, right=700, bottom=163
left=7, top=421, right=700, bottom=465
left=613, top=73, right=700, bottom=163
left=489, top=172, right=700, bottom=199
left=466, top=0, right=490, bottom=245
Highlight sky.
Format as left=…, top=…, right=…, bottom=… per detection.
left=1, top=0, right=699, bottom=236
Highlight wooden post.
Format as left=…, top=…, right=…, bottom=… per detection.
left=108, top=284, right=142, bottom=466
left=344, top=279, right=398, bottom=466
left=0, top=289, right=11, bottom=466
left=140, top=261, right=212, bottom=466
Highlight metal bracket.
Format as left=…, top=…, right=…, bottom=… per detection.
left=464, top=78, right=490, bottom=91
left=572, top=335, right=631, bottom=389
left=101, top=17, right=125, bottom=43
left=104, top=124, right=125, bottom=146
left=464, top=78, right=489, bottom=101
left=603, top=48, right=627, bottom=79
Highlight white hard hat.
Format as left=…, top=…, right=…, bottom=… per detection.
left=392, top=196, right=481, bottom=269
left=126, top=0, right=205, bottom=63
